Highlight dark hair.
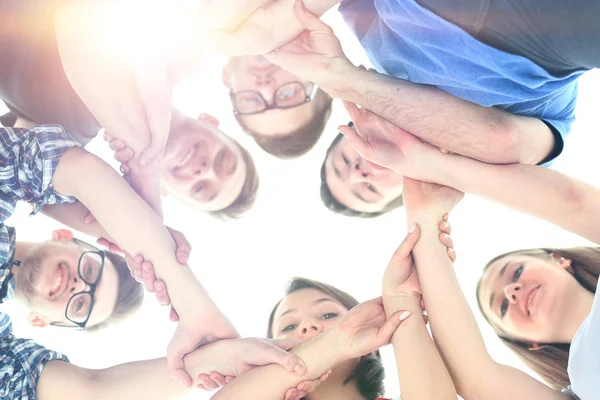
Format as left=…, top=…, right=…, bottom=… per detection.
left=320, top=131, right=403, bottom=218
left=235, top=89, right=333, bottom=159
left=86, top=251, right=144, bottom=331
left=170, top=112, right=259, bottom=219
left=267, top=277, right=385, bottom=400
left=477, top=247, right=600, bottom=390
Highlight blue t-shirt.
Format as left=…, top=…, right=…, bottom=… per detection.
left=339, top=0, right=584, bottom=163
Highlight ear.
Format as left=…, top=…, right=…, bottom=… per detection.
left=222, top=65, right=231, bottom=89
left=27, top=312, right=48, bottom=328
left=52, top=229, right=74, bottom=241
left=197, top=113, right=220, bottom=128
left=550, top=252, right=573, bottom=270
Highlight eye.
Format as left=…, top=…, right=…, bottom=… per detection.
left=84, top=264, right=93, bottom=279
left=500, top=299, right=509, bottom=317
left=281, top=324, right=297, bottom=333
left=342, top=153, right=350, bottom=165
left=513, top=265, right=523, bottom=282
left=75, top=298, right=85, bottom=313
left=321, top=312, right=339, bottom=320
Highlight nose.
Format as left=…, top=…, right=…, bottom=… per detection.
left=70, top=275, right=89, bottom=294
left=193, top=158, right=211, bottom=176
left=504, top=283, right=524, bottom=305
left=351, top=159, right=372, bottom=180
left=298, top=320, right=324, bottom=339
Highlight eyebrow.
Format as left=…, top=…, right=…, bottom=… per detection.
left=277, top=298, right=339, bottom=319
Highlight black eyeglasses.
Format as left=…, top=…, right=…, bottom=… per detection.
left=50, top=239, right=105, bottom=329
left=231, top=82, right=319, bottom=115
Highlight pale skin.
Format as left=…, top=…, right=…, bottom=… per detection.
left=37, top=336, right=307, bottom=400
left=263, top=0, right=556, bottom=166
left=50, top=146, right=238, bottom=386
left=402, top=177, right=570, bottom=400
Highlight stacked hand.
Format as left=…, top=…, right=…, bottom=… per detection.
left=402, top=177, right=464, bottom=218
left=340, top=102, right=424, bottom=174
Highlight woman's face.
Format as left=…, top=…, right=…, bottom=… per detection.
left=272, top=288, right=349, bottom=342
left=478, top=253, right=582, bottom=343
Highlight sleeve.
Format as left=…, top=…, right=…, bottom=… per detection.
left=0, top=313, right=70, bottom=400
left=0, top=126, right=81, bottom=214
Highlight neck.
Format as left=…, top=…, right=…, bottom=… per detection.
left=561, top=286, right=595, bottom=343
left=307, top=358, right=364, bottom=400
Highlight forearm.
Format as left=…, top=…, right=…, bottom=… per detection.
left=213, top=331, right=343, bottom=400
left=384, top=296, right=457, bottom=400
left=41, top=202, right=114, bottom=242
left=38, top=358, right=187, bottom=400
left=408, top=212, right=494, bottom=396
left=409, top=145, right=600, bottom=244
left=52, top=148, right=217, bottom=319
left=325, top=66, right=553, bottom=165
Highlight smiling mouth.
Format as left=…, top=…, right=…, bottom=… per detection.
left=49, top=264, right=68, bottom=297
left=525, top=285, right=541, bottom=317
left=176, top=145, right=197, bottom=168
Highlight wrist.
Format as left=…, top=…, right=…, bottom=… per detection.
left=383, top=294, right=422, bottom=318
left=320, top=60, right=361, bottom=98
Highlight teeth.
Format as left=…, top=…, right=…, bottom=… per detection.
left=51, top=268, right=63, bottom=295
left=527, top=287, right=537, bottom=314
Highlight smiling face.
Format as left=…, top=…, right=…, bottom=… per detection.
left=224, top=56, right=318, bottom=136
left=271, top=288, right=349, bottom=342
left=162, top=116, right=247, bottom=211
left=15, top=240, right=118, bottom=328
left=478, top=252, right=584, bottom=343
left=325, top=134, right=404, bottom=213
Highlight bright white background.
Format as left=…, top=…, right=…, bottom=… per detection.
left=1, top=7, right=599, bottom=399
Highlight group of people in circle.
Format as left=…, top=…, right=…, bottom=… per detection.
left=0, top=0, right=599, bottom=399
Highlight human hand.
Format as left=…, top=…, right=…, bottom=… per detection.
left=283, top=369, right=331, bottom=400
left=103, top=133, right=135, bottom=175
left=264, top=0, right=352, bottom=87
left=402, top=177, right=464, bottom=219
left=439, top=213, right=457, bottom=262
left=382, top=225, right=423, bottom=302
left=339, top=101, right=423, bottom=174
left=334, top=297, right=410, bottom=360
left=168, top=311, right=239, bottom=387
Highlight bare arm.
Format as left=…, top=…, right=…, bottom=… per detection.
left=41, top=202, right=114, bottom=242
left=405, top=143, right=600, bottom=244
left=325, top=67, right=554, bottom=165
left=386, top=296, right=457, bottom=400
left=408, top=208, right=566, bottom=400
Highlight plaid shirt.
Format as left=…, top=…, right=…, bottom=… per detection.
left=0, top=125, right=78, bottom=399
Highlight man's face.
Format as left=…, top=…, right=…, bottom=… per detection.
left=224, top=56, right=317, bottom=136
left=325, top=135, right=404, bottom=213
left=15, top=240, right=118, bottom=328
left=162, top=116, right=247, bottom=211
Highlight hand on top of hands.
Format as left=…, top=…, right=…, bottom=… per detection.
left=264, top=0, right=352, bottom=87
left=339, top=101, right=424, bottom=174
left=402, top=177, right=464, bottom=218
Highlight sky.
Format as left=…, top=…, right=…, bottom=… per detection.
left=1, top=6, right=599, bottom=400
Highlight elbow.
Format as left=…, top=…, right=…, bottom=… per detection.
left=491, top=115, right=523, bottom=164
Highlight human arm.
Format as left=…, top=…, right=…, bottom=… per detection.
left=212, top=298, right=406, bottom=400
left=381, top=227, right=457, bottom=400
left=402, top=178, right=567, bottom=400
left=265, top=1, right=554, bottom=165
left=51, top=147, right=238, bottom=385
left=41, top=202, right=116, bottom=243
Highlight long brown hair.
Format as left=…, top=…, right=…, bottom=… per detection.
left=267, top=278, right=385, bottom=400
left=477, top=247, right=600, bottom=390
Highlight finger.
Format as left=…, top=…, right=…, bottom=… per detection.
left=170, top=306, right=180, bottom=322
left=169, top=228, right=191, bottom=264
left=285, top=388, right=301, bottom=400
left=84, top=211, right=96, bottom=224
left=338, top=125, right=367, bottom=154
left=108, top=243, right=124, bottom=253
left=253, top=340, right=307, bottom=376
left=296, top=378, right=321, bottom=392
left=389, top=224, right=422, bottom=263
left=209, top=372, right=226, bottom=387
left=120, top=163, right=131, bottom=175
left=133, top=261, right=144, bottom=283
left=115, top=147, right=135, bottom=163
left=197, top=375, right=217, bottom=391
left=321, top=369, right=332, bottom=381
left=167, top=329, right=195, bottom=387
left=224, top=376, right=235, bottom=384
left=292, top=0, right=332, bottom=32
left=439, top=219, right=452, bottom=235
left=153, top=280, right=172, bottom=306
left=108, top=138, right=126, bottom=152
left=96, top=237, right=111, bottom=250
left=439, top=232, right=454, bottom=249
left=448, top=247, right=457, bottom=262
left=103, top=132, right=114, bottom=143
left=377, top=310, right=411, bottom=344
left=443, top=213, right=449, bottom=222
left=134, top=254, right=145, bottom=264
left=342, top=100, right=362, bottom=122
left=141, top=261, right=157, bottom=292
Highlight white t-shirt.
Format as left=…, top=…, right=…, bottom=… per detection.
left=567, top=279, right=600, bottom=400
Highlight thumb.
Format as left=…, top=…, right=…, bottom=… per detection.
left=292, top=0, right=331, bottom=33
left=338, top=125, right=368, bottom=156
left=84, top=211, right=96, bottom=224
left=167, top=326, right=195, bottom=387
left=390, top=224, right=421, bottom=263
left=377, top=310, right=411, bottom=345
left=251, top=340, right=307, bottom=376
